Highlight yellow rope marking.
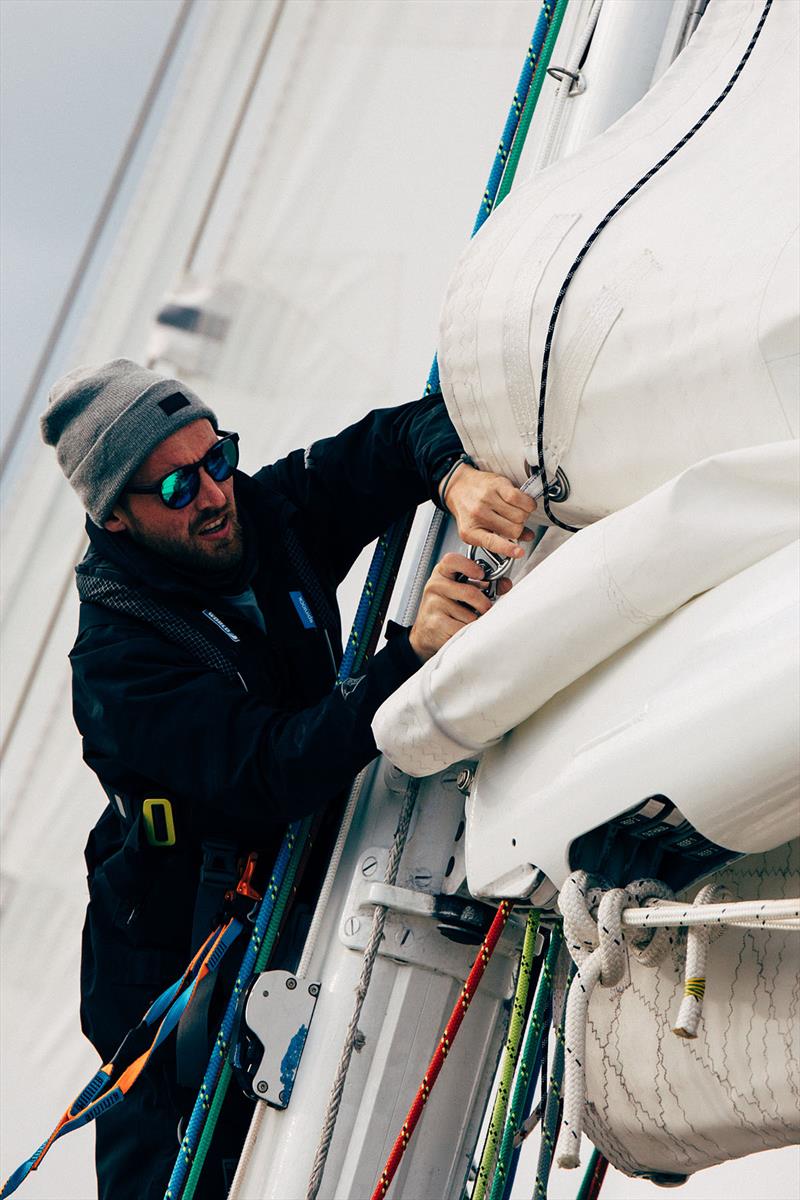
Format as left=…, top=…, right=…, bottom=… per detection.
left=684, top=977, right=706, bottom=1000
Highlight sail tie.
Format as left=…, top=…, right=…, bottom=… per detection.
left=556, top=872, right=674, bottom=1168
left=555, top=872, right=800, bottom=1169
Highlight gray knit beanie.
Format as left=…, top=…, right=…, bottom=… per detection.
left=41, top=359, right=218, bottom=524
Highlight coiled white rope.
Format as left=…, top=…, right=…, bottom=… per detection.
left=555, top=871, right=800, bottom=1169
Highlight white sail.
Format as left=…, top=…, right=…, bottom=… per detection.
left=2, top=1, right=798, bottom=1197
left=437, top=0, right=799, bottom=523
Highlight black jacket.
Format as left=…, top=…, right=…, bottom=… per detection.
left=71, top=393, right=462, bottom=1057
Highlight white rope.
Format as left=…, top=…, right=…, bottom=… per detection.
left=556, top=873, right=674, bottom=1168
left=672, top=882, right=728, bottom=1039
left=555, top=872, right=800, bottom=1169
left=620, top=896, right=800, bottom=928
left=228, top=512, right=441, bottom=1199
left=305, top=782, right=418, bottom=1200
left=531, top=0, right=604, bottom=174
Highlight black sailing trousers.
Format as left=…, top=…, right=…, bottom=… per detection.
left=94, top=1058, right=254, bottom=1200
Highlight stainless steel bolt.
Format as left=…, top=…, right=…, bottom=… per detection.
left=286, top=976, right=297, bottom=990
left=257, top=1081, right=268, bottom=1094
left=344, top=916, right=361, bottom=937
left=456, top=767, right=474, bottom=795
left=361, top=855, right=378, bottom=877
left=308, top=983, right=320, bottom=997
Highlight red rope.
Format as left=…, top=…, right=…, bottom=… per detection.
left=370, top=901, right=513, bottom=1200
left=586, top=1152, right=609, bottom=1200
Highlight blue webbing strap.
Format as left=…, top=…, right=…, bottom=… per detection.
left=0, top=919, right=244, bottom=1197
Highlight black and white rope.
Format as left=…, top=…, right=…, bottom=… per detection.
left=535, top=0, right=774, bottom=530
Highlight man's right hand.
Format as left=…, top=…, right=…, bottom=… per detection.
left=409, top=553, right=508, bottom=663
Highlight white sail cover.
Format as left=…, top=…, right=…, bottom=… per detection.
left=579, top=841, right=800, bottom=1180
left=372, top=440, right=800, bottom=802
left=438, top=0, right=799, bottom=526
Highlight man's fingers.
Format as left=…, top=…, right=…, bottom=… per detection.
left=473, top=506, right=524, bottom=541
left=496, top=477, right=537, bottom=513
left=426, top=576, right=492, bottom=612
left=447, top=581, right=493, bottom=615
left=472, top=530, right=526, bottom=559
left=437, top=552, right=485, bottom=581
left=485, top=491, right=537, bottom=524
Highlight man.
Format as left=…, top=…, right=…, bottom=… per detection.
left=40, top=358, right=535, bottom=1198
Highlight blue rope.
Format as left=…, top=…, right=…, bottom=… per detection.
left=163, top=824, right=301, bottom=1199
left=343, top=0, right=554, bottom=657
left=473, top=1, right=554, bottom=236
left=165, top=3, right=559, bottom=1191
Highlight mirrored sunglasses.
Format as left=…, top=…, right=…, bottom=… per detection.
left=126, top=431, right=240, bottom=510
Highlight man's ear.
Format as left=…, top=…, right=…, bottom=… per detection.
left=104, top=506, right=129, bottom=534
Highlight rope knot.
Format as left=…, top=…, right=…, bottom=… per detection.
left=555, top=872, right=674, bottom=1169
left=558, top=872, right=675, bottom=987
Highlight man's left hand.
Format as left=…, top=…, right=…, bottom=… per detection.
left=440, top=463, right=536, bottom=560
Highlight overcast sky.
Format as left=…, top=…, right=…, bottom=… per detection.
left=0, top=0, right=186, bottom=466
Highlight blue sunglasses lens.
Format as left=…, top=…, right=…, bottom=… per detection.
left=206, top=436, right=239, bottom=482
left=161, top=468, right=198, bottom=509
left=159, top=436, right=239, bottom=509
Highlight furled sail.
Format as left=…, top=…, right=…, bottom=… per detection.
left=437, top=0, right=798, bottom=527
left=373, top=0, right=800, bottom=1182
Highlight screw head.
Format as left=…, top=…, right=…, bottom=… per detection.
left=456, top=768, right=474, bottom=795
left=286, top=976, right=297, bottom=990
left=344, top=916, right=361, bottom=937
left=262, top=989, right=269, bottom=997
left=412, top=869, right=432, bottom=888
left=278, top=1090, right=287, bottom=1104
left=361, top=855, right=378, bottom=877
left=308, top=983, right=320, bottom=997
left=257, top=1081, right=268, bottom=1094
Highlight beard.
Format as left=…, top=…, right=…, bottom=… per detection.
left=125, top=504, right=245, bottom=576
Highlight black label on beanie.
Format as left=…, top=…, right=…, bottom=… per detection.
left=159, top=393, right=190, bottom=416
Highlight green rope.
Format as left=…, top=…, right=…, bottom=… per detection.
left=473, top=911, right=540, bottom=1200
left=575, top=1147, right=608, bottom=1200
left=533, top=960, right=574, bottom=1200
left=487, top=923, right=562, bottom=1200
left=495, top=0, right=569, bottom=209
left=180, top=815, right=314, bottom=1200
left=177, top=6, right=571, bottom=1190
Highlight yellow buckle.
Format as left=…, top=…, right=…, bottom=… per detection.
left=142, top=798, right=176, bottom=847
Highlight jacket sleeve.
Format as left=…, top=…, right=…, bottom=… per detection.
left=254, top=392, right=464, bottom=584
left=71, top=617, right=420, bottom=843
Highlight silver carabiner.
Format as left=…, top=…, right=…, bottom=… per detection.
left=466, top=544, right=514, bottom=599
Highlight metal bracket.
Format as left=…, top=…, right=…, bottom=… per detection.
left=338, top=848, right=532, bottom=987
left=240, top=970, right=320, bottom=1107
left=546, top=65, right=587, bottom=96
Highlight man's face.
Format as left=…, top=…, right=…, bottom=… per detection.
left=104, top=419, right=244, bottom=573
